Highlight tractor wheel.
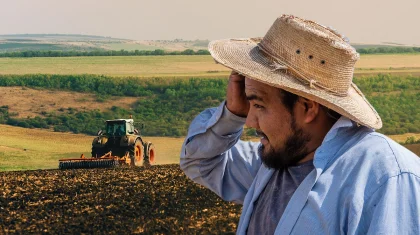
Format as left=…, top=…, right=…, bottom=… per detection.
left=129, top=139, right=144, bottom=166
left=91, top=147, right=105, bottom=158
left=144, top=142, right=155, bottom=167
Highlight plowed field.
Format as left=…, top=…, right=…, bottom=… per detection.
left=0, top=165, right=241, bottom=234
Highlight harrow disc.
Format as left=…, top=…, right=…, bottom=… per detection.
left=59, top=159, right=119, bottom=170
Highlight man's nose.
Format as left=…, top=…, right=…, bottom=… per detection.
left=245, top=111, right=259, bottom=129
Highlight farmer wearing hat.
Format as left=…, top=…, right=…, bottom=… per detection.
left=180, top=15, right=420, bottom=234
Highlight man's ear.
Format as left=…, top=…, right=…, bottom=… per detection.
left=295, top=97, right=320, bottom=124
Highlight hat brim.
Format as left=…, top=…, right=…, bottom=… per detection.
left=209, top=38, right=382, bottom=129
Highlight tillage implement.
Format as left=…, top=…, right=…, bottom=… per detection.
left=59, top=118, right=155, bottom=169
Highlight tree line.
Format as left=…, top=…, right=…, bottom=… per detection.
left=0, top=74, right=418, bottom=136
left=357, top=47, right=420, bottom=54
left=0, top=49, right=210, bottom=58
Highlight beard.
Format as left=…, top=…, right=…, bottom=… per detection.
left=257, top=116, right=311, bottom=170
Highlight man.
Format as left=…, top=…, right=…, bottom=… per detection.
left=115, top=125, right=125, bottom=136
left=180, top=15, right=420, bottom=234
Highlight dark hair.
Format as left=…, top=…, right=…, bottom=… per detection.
left=279, top=89, right=299, bottom=114
left=279, top=89, right=341, bottom=120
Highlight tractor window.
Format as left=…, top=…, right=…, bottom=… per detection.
left=106, top=123, right=126, bottom=136
left=106, top=124, right=115, bottom=135
left=115, top=124, right=126, bottom=136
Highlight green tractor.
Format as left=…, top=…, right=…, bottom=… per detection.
left=59, top=118, right=155, bottom=169
left=91, top=118, right=155, bottom=167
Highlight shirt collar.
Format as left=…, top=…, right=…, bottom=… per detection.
left=322, top=116, right=353, bottom=143
left=312, top=116, right=355, bottom=170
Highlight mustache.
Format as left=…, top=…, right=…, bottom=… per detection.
left=255, top=130, right=267, bottom=139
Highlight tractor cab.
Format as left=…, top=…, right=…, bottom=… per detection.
left=104, top=119, right=136, bottom=136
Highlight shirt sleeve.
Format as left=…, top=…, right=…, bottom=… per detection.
left=180, top=101, right=261, bottom=204
left=364, top=172, right=420, bottom=234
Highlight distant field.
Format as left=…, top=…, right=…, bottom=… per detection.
left=1, top=54, right=420, bottom=78
left=0, top=43, right=65, bottom=51
left=0, top=55, right=229, bottom=78
left=105, top=42, right=160, bottom=51
left=355, top=54, right=420, bottom=76
left=0, top=124, right=185, bottom=171
left=1, top=124, right=418, bottom=171
left=0, top=87, right=139, bottom=118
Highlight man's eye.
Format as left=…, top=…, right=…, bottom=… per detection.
left=253, top=104, right=264, bottom=109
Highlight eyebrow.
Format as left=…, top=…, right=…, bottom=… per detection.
left=246, top=94, right=264, bottom=102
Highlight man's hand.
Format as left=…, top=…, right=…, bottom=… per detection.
left=226, top=71, right=249, bottom=117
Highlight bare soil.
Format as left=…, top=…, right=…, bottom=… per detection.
left=0, top=165, right=241, bottom=234
left=0, top=87, right=138, bottom=118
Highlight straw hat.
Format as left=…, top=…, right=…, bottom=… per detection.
left=209, top=14, right=382, bottom=129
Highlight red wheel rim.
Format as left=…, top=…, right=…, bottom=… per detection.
left=149, top=148, right=155, bottom=163
left=135, top=144, right=142, bottom=162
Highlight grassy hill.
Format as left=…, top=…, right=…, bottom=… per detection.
left=0, top=34, right=122, bottom=52
left=0, top=34, right=209, bottom=52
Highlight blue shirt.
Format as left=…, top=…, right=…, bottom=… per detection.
left=180, top=102, right=420, bottom=235
left=247, top=160, right=314, bottom=235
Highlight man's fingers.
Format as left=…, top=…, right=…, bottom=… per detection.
left=229, top=71, right=245, bottom=82
left=226, top=70, right=249, bottom=117
left=231, top=71, right=239, bottom=75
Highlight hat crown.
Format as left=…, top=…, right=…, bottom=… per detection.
left=259, top=15, right=359, bottom=96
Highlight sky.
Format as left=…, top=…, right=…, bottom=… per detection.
left=1, top=0, right=419, bottom=45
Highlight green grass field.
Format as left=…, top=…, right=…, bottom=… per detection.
left=0, top=55, right=230, bottom=78
left=1, top=54, right=420, bottom=78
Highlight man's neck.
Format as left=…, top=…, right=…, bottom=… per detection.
left=298, top=117, right=339, bottom=164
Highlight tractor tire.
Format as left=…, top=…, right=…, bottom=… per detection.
left=143, top=142, right=155, bottom=167
left=91, top=147, right=105, bottom=158
left=129, top=139, right=144, bottom=166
